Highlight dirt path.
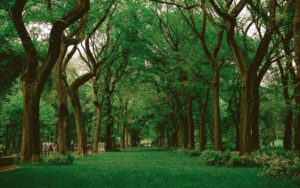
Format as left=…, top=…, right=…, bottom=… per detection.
left=0, top=165, right=20, bottom=173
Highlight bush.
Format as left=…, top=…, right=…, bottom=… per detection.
left=200, top=150, right=258, bottom=167
left=262, top=155, right=300, bottom=178
left=44, top=152, right=74, bottom=165
left=199, top=148, right=300, bottom=178
left=224, top=152, right=243, bottom=167
left=183, top=151, right=201, bottom=157
left=250, top=148, right=300, bottom=178
left=201, top=150, right=231, bottom=166
left=249, top=150, right=271, bottom=167
left=189, top=151, right=201, bottom=157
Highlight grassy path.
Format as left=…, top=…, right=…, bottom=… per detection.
left=0, top=151, right=299, bottom=188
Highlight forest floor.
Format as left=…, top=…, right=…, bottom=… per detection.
left=0, top=150, right=299, bottom=188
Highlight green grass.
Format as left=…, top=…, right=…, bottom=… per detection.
left=0, top=150, right=299, bottom=188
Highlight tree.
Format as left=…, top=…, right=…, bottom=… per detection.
left=294, top=0, right=300, bottom=151
left=208, top=0, right=293, bottom=154
left=10, top=0, right=89, bottom=162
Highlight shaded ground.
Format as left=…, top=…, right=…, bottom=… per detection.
left=0, top=165, right=20, bottom=173
left=0, top=150, right=299, bottom=188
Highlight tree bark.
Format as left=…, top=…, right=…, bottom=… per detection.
left=277, top=61, right=292, bottom=150
left=92, top=77, right=107, bottom=153
left=53, top=38, right=70, bottom=155
left=294, top=0, right=300, bottom=150
left=187, top=96, right=195, bottom=150
left=4, top=123, right=9, bottom=156
left=177, top=123, right=182, bottom=147
left=166, top=129, right=171, bottom=147
left=251, top=79, right=260, bottom=150
left=212, top=66, right=222, bottom=151
left=130, top=130, right=133, bottom=147
left=284, top=108, right=293, bottom=149
left=69, top=89, right=87, bottom=155
left=120, top=123, right=125, bottom=148
left=68, top=72, right=93, bottom=155
left=175, top=97, right=182, bottom=147
left=105, top=93, right=113, bottom=151
left=209, top=0, right=283, bottom=155
left=92, top=104, right=102, bottom=153
left=199, top=104, right=206, bottom=151
left=182, top=112, right=188, bottom=150
left=239, top=74, right=254, bottom=154
left=120, top=99, right=128, bottom=149
left=20, top=86, right=41, bottom=161
left=228, top=78, right=241, bottom=151
left=11, top=0, right=89, bottom=162
left=171, top=113, right=178, bottom=147
left=54, top=123, right=58, bottom=145
left=198, top=84, right=210, bottom=151
left=125, top=127, right=128, bottom=148
left=160, top=126, right=165, bottom=147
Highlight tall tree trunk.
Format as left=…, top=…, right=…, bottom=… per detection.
left=105, top=93, right=113, bottom=151
left=130, top=129, right=134, bottom=147
left=176, top=122, right=181, bottom=147
left=125, top=127, right=128, bottom=148
left=92, top=104, right=102, bottom=153
left=294, top=0, right=300, bottom=151
left=4, top=123, right=9, bottom=156
left=120, top=123, right=125, bottom=148
left=69, top=89, right=87, bottom=155
left=187, top=96, right=195, bottom=150
left=20, top=85, right=41, bottom=162
left=120, top=99, right=128, bottom=149
left=277, top=61, right=293, bottom=150
left=212, top=66, right=222, bottom=151
left=171, top=116, right=178, bottom=147
left=199, top=102, right=206, bottom=151
left=284, top=108, right=293, bottom=150
left=183, top=115, right=188, bottom=149
left=220, top=0, right=280, bottom=155
left=92, top=77, right=106, bottom=153
left=240, top=75, right=254, bottom=154
left=166, top=129, right=171, bottom=147
left=160, top=126, right=165, bottom=147
left=251, top=79, right=260, bottom=150
left=11, top=0, right=89, bottom=162
left=228, top=78, right=241, bottom=151
left=54, top=39, right=70, bottom=155
left=175, top=97, right=182, bottom=147
left=198, top=84, right=210, bottom=151
left=54, top=123, right=58, bottom=145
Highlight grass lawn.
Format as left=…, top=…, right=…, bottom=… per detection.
left=0, top=150, right=299, bottom=188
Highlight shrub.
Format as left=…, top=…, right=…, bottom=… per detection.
left=262, top=155, right=300, bottom=178
left=185, top=151, right=201, bottom=157
left=251, top=148, right=300, bottom=178
left=201, top=150, right=230, bottom=166
left=224, top=152, right=244, bottom=167
left=200, top=150, right=258, bottom=167
left=44, top=152, right=74, bottom=165
left=199, top=148, right=300, bottom=178
left=241, top=156, right=258, bottom=167
left=249, top=150, right=271, bottom=167
left=190, top=152, right=201, bottom=157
